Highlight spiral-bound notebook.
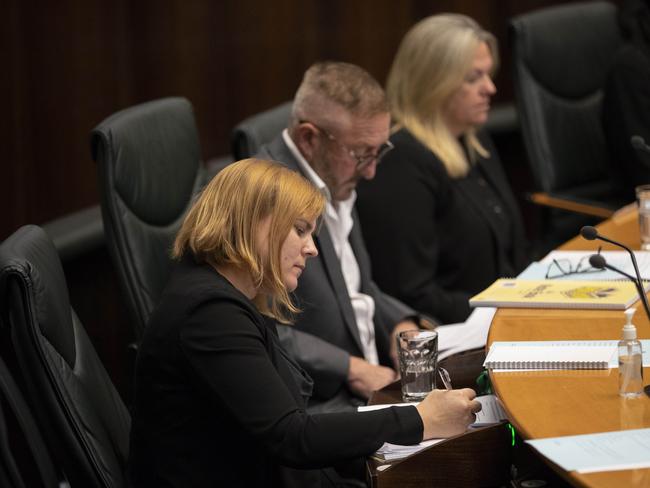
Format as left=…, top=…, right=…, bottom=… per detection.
left=469, top=278, right=649, bottom=310
left=484, top=344, right=616, bottom=370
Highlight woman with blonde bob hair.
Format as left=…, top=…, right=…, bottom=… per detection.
left=129, top=158, right=480, bottom=488
left=358, top=14, right=528, bottom=324
left=173, top=157, right=324, bottom=323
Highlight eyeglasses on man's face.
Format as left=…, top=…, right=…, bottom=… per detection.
left=302, top=121, right=394, bottom=170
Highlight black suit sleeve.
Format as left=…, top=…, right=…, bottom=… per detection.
left=179, top=300, right=422, bottom=468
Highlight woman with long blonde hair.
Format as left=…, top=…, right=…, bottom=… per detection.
left=357, top=14, right=528, bottom=324
left=129, top=158, right=480, bottom=487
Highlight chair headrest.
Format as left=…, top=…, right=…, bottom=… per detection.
left=511, top=1, right=622, bottom=98
left=91, top=97, right=202, bottom=225
left=231, top=101, right=292, bottom=160
left=0, top=225, right=76, bottom=367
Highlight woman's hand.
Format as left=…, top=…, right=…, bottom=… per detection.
left=415, top=388, right=481, bottom=439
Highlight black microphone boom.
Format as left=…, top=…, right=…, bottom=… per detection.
left=581, top=225, right=650, bottom=322
left=588, top=253, right=650, bottom=321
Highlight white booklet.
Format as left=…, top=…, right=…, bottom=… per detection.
left=484, top=342, right=616, bottom=370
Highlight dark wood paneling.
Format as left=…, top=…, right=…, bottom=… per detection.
left=2, top=0, right=613, bottom=240
left=1, top=0, right=617, bottom=394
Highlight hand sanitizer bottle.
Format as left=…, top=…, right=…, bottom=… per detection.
left=618, top=307, right=644, bottom=398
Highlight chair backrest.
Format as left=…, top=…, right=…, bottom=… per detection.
left=231, top=101, right=292, bottom=159
left=0, top=225, right=131, bottom=488
left=511, top=1, right=622, bottom=200
left=0, top=353, right=62, bottom=488
left=91, top=97, right=207, bottom=339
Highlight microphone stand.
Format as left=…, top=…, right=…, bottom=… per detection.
left=588, top=254, right=650, bottom=323
left=586, top=245, right=650, bottom=398
left=581, top=226, right=650, bottom=323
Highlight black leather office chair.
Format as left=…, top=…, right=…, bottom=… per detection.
left=0, top=225, right=130, bottom=488
left=231, top=101, right=292, bottom=159
left=511, top=1, right=627, bottom=241
left=0, top=353, right=62, bottom=488
left=91, top=97, right=208, bottom=339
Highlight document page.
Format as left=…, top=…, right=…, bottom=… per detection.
left=489, top=340, right=650, bottom=368
left=473, top=394, right=508, bottom=425
left=437, top=307, right=496, bottom=361
left=484, top=344, right=616, bottom=370
left=518, top=250, right=650, bottom=281
left=526, top=428, right=650, bottom=473
left=360, top=395, right=507, bottom=459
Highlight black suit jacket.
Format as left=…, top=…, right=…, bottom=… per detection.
left=603, top=44, right=650, bottom=199
left=129, top=256, right=422, bottom=487
left=257, top=135, right=416, bottom=407
left=356, top=128, right=528, bottom=324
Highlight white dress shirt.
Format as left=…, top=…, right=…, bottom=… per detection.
left=282, top=130, right=380, bottom=365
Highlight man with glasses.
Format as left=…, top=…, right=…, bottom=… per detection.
left=257, top=62, right=431, bottom=414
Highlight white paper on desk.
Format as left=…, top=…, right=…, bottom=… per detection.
left=526, top=428, right=650, bottom=473
left=474, top=394, right=508, bottom=425
left=360, top=395, right=506, bottom=460
left=357, top=403, right=442, bottom=460
left=484, top=344, right=616, bottom=370
left=437, top=307, right=496, bottom=361
left=518, top=250, right=650, bottom=281
left=374, top=439, right=444, bottom=461
left=488, top=340, right=650, bottom=369
left=359, top=394, right=506, bottom=426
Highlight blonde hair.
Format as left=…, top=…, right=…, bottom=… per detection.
left=291, top=61, right=388, bottom=129
left=387, top=14, right=499, bottom=178
left=174, top=159, right=325, bottom=323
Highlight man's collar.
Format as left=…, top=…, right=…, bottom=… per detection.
left=282, top=129, right=332, bottom=202
left=282, top=129, right=356, bottom=211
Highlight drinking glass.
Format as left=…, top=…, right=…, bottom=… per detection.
left=396, top=330, right=438, bottom=402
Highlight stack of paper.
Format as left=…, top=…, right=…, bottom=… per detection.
left=487, top=340, right=650, bottom=369
left=437, top=307, right=496, bottom=361
left=360, top=395, right=508, bottom=460
left=484, top=343, right=616, bottom=370
left=374, top=439, right=442, bottom=461
left=527, top=428, right=650, bottom=473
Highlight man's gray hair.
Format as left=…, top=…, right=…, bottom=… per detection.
left=291, top=61, right=387, bottom=127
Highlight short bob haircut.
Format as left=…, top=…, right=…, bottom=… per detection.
left=387, top=14, right=499, bottom=178
left=173, top=158, right=325, bottom=323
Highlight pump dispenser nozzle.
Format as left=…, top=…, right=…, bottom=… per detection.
left=619, top=307, right=643, bottom=398
left=623, top=308, right=638, bottom=341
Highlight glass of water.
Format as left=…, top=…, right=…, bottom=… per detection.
left=396, top=330, right=438, bottom=402
left=636, top=184, right=650, bottom=250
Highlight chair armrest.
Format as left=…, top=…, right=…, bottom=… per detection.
left=528, top=192, right=616, bottom=219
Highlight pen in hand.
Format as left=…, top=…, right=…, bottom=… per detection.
left=438, top=366, right=452, bottom=390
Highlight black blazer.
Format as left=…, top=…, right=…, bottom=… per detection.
left=356, top=128, right=528, bottom=324
left=603, top=44, right=650, bottom=199
left=128, top=256, right=422, bottom=488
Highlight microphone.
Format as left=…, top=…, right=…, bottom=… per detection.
left=588, top=253, right=650, bottom=322
left=631, top=135, right=650, bottom=154
left=581, top=225, right=650, bottom=322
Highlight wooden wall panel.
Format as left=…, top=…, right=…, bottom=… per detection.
left=0, top=0, right=619, bottom=239
left=0, top=0, right=622, bottom=403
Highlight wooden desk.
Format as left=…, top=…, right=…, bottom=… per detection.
left=366, top=381, right=511, bottom=488
left=488, top=206, right=650, bottom=487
